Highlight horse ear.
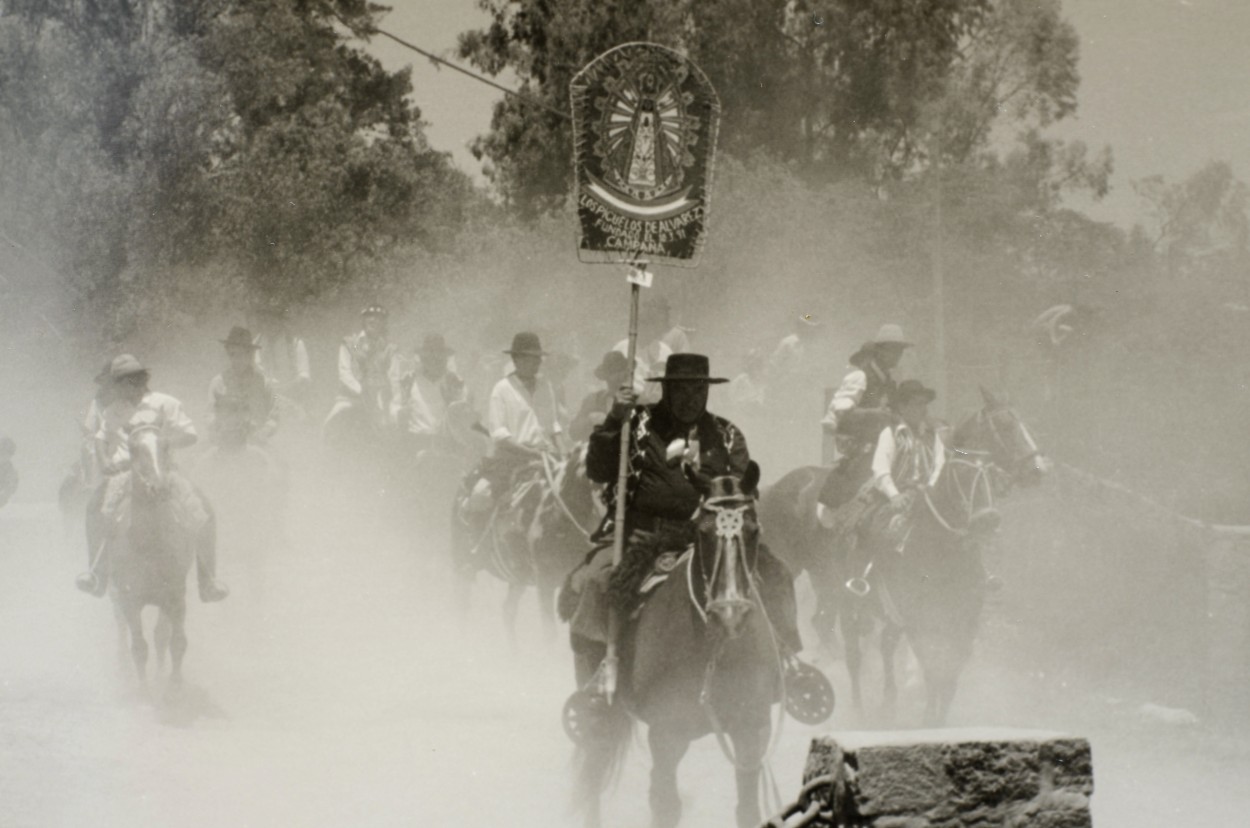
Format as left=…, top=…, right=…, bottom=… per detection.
left=979, top=385, right=1007, bottom=410
left=741, top=460, right=761, bottom=498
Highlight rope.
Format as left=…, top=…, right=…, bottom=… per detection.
left=539, top=451, right=593, bottom=539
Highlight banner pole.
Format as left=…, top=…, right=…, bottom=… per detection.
left=603, top=272, right=642, bottom=703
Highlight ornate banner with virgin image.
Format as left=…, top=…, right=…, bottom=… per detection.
left=570, top=43, right=720, bottom=267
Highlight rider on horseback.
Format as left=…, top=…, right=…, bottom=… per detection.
left=843, top=379, right=945, bottom=593
left=209, top=326, right=278, bottom=448
left=75, top=355, right=229, bottom=602
left=567, top=353, right=802, bottom=664
left=816, top=323, right=911, bottom=528
left=325, top=304, right=399, bottom=430
left=568, top=350, right=631, bottom=443
left=395, top=333, right=466, bottom=454
left=475, top=332, right=566, bottom=500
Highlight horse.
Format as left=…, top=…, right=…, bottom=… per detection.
left=765, top=388, right=1047, bottom=725
left=105, top=417, right=202, bottom=687
left=450, top=444, right=600, bottom=641
left=191, top=425, right=285, bottom=594
left=572, top=464, right=781, bottom=828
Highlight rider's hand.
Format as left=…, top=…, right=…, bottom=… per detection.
left=608, top=385, right=638, bottom=420
left=889, top=492, right=909, bottom=511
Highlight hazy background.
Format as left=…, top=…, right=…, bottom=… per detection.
left=2, top=1, right=1249, bottom=826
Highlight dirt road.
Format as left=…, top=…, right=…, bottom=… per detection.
left=1, top=491, right=1245, bottom=827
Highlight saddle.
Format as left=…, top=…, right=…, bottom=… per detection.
left=607, top=524, right=696, bottom=615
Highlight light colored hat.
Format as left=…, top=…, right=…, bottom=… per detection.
left=872, top=324, right=912, bottom=347
left=108, top=354, right=148, bottom=381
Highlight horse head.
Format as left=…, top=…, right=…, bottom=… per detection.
left=126, top=412, right=170, bottom=498
left=954, top=387, right=1049, bottom=490
left=691, top=461, right=761, bottom=640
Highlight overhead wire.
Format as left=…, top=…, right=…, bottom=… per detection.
left=365, top=23, right=572, bottom=121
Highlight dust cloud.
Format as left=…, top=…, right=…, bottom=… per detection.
left=1, top=169, right=1249, bottom=828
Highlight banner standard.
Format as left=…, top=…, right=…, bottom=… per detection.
left=570, top=42, right=721, bottom=267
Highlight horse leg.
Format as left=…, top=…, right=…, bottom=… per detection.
left=730, top=726, right=767, bottom=828
left=503, top=583, right=523, bottom=649
left=154, top=610, right=172, bottom=673
left=122, top=603, right=148, bottom=683
left=112, top=600, right=130, bottom=677
left=165, top=599, right=188, bottom=687
left=880, top=623, right=902, bottom=724
left=842, top=604, right=865, bottom=714
left=648, top=726, right=688, bottom=828
left=536, top=578, right=557, bottom=643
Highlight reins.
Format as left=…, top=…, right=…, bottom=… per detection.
left=687, top=495, right=788, bottom=780
left=539, top=450, right=593, bottom=539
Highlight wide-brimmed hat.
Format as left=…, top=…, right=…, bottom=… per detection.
left=646, top=353, right=728, bottom=384
left=504, top=332, right=547, bottom=357
left=892, top=379, right=937, bottom=406
left=418, top=334, right=454, bottom=356
left=593, top=350, right=630, bottom=381
left=220, top=326, right=260, bottom=350
left=109, top=354, right=148, bottom=382
left=872, top=324, right=912, bottom=347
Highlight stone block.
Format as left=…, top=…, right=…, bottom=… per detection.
left=801, top=728, right=1094, bottom=827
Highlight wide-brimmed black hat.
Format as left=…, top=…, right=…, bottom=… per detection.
left=220, top=326, right=260, bottom=350
left=892, top=379, right=937, bottom=406
left=418, top=334, right=454, bottom=356
left=593, top=350, right=630, bottom=381
left=504, top=332, right=547, bottom=357
left=646, top=353, right=728, bottom=384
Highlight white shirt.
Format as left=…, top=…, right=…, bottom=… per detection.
left=257, top=333, right=310, bottom=385
left=487, top=374, right=563, bottom=453
left=613, top=338, right=672, bottom=405
left=402, top=372, right=465, bottom=437
left=872, top=422, right=945, bottom=500
left=95, top=391, right=197, bottom=471
left=821, top=362, right=888, bottom=431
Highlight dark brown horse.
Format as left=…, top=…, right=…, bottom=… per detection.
left=573, top=464, right=781, bottom=828
left=106, top=418, right=199, bottom=686
left=763, top=389, right=1047, bottom=725
left=450, top=444, right=600, bottom=640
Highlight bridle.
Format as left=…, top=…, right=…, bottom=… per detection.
left=687, top=494, right=756, bottom=625
left=974, top=406, right=1042, bottom=482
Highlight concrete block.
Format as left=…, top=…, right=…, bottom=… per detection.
left=801, top=728, right=1094, bottom=827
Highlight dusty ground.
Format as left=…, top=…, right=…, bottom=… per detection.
left=1, top=476, right=1247, bottom=827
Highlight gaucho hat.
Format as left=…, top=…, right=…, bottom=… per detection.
left=108, top=354, right=148, bottom=382
left=872, top=323, right=912, bottom=347
left=220, top=326, right=260, bottom=350
left=504, top=332, right=548, bottom=357
left=593, top=350, right=630, bottom=381
left=646, top=353, right=728, bottom=384
left=892, top=379, right=937, bottom=406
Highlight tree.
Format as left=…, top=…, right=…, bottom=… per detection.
left=0, top=0, right=471, bottom=340
left=456, top=0, right=1090, bottom=212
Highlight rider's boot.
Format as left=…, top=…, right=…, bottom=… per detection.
left=76, top=569, right=108, bottom=597
left=195, top=506, right=229, bottom=603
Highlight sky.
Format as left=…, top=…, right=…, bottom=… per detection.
left=366, top=0, right=1250, bottom=228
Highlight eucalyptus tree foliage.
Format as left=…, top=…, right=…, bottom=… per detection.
left=457, top=0, right=1096, bottom=212
left=0, top=0, right=470, bottom=339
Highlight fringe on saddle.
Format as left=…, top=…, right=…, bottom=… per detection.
left=606, top=525, right=695, bottom=614
left=556, top=523, right=695, bottom=624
